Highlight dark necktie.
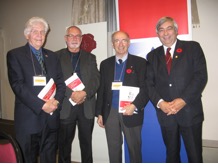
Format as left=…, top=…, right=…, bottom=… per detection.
left=118, top=59, right=123, bottom=64
left=36, top=51, right=46, bottom=74
left=165, top=48, right=172, bottom=75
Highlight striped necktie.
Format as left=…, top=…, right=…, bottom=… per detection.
left=35, top=50, right=46, bottom=74
left=165, top=48, right=172, bottom=75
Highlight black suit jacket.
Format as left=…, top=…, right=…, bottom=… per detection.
left=7, top=43, right=66, bottom=135
left=56, top=48, right=100, bottom=120
left=96, top=54, right=149, bottom=127
left=146, top=39, right=208, bottom=127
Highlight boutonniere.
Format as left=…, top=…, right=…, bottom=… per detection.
left=176, top=48, right=183, bottom=53
left=126, top=68, right=132, bottom=74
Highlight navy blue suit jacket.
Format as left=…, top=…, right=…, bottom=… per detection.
left=7, top=43, right=66, bottom=135
left=146, top=39, right=208, bottom=127
left=96, top=54, right=149, bottom=127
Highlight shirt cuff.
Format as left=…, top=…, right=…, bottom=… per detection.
left=157, top=99, right=164, bottom=108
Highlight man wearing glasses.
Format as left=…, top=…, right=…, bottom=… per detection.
left=96, top=31, right=149, bottom=162
left=7, top=17, right=66, bottom=162
left=56, top=26, right=100, bottom=163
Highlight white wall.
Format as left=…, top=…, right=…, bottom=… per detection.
left=192, top=0, right=218, bottom=140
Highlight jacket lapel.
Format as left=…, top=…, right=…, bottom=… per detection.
left=172, top=40, right=184, bottom=70
left=108, top=56, right=115, bottom=83
left=24, top=43, right=38, bottom=65
left=79, top=51, right=87, bottom=78
left=157, top=47, right=168, bottom=74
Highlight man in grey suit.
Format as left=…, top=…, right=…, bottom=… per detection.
left=146, top=17, right=208, bottom=162
left=56, top=26, right=100, bottom=163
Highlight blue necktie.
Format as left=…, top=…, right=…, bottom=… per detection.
left=36, top=51, right=46, bottom=74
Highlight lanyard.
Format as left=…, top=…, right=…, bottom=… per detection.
left=114, top=59, right=126, bottom=82
left=30, top=48, right=45, bottom=76
left=70, top=52, right=81, bottom=74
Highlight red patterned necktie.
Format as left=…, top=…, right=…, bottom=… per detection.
left=165, top=47, right=172, bottom=75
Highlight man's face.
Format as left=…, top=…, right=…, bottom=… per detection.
left=157, top=21, right=178, bottom=47
left=65, top=27, right=82, bottom=52
left=112, top=32, right=130, bottom=57
left=25, top=23, right=46, bottom=50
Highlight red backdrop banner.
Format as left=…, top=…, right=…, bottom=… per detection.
left=118, top=0, right=188, bottom=39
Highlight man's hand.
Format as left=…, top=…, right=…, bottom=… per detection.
left=122, top=104, right=136, bottom=116
left=97, top=115, right=105, bottom=128
left=158, top=101, right=172, bottom=115
left=168, top=98, right=186, bottom=114
left=42, top=98, right=59, bottom=114
left=70, top=91, right=87, bottom=104
left=159, top=98, right=186, bottom=115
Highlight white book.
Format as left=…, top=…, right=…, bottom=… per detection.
left=65, top=73, right=85, bottom=106
left=119, top=86, right=139, bottom=114
left=38, top=78, right=56, bottom=115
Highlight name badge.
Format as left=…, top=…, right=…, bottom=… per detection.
left=33, top=76, right=46, bottom=86
left=111, top=82, right=122, bottom=90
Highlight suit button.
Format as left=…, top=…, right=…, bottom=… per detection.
left=169, top=84, right=172, bottom=87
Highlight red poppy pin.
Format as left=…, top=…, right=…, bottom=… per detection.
left=176, top=48, right=182, bottom=53
left=126, top=68, right=132, bottom=74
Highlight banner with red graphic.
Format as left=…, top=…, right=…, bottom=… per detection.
left=117, top=0, right=191, bottom=162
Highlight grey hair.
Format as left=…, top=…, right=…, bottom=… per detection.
left=24, top=17, right=49, bottom=36
left=111, top=31, right=130, bottom=42
left=156, top=17, right=178, bottom=33
left=65, top=25, right=82, bottom=35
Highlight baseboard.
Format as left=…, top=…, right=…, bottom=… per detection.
left=203, top=139, right=218, bottom=148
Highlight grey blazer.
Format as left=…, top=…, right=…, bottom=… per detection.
left=56, top=48, right=100, bottom=119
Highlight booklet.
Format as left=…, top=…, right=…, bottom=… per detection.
left=38, top=78, right=56, bottom=115
left=65, top=73, right=85, bottom=106
left=119, top=86, right=139, bottom=114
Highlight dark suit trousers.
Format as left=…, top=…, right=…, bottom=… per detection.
left=161, top=122, right=203, bottom=163
left=58, top=104, right=94, bottom=163
left=16, top=126, right=58, bottom=163
left=105, top=108, right=142, bottom=163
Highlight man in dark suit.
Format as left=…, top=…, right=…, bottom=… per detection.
left=96, top=31, right=149, bottom=163
left=7, top=17, right=66, bottom=162
left=56, top=26, right=100, bottom=163
left=146, top=17, right=208, bottom=162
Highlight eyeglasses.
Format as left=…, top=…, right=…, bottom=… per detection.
left=113, top=39, right=129, bottom=44
left=66, top=34, right=82, bottom=39
left=31, top=30, right=46, bottom=36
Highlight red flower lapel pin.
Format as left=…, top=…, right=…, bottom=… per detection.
left=126, top=69, right=132, bottom=74
left=175, top=48, right=183, bottom=58
left=176, top=48, right=182, bottom=53
left=126, top=66, right=133, bottom=74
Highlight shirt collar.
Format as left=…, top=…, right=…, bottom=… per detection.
left=29, top=43, right=42, bottom=54
left=163, top=40, right=177, bottom=55
left=116, top=53, right=128, bottom=64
